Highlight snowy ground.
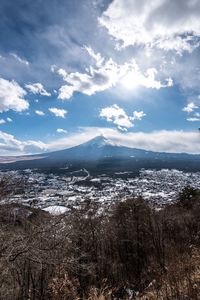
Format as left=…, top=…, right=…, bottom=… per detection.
left=1, top=168, right=200, bottom=213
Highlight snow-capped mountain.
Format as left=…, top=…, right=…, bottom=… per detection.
left=0, top=136, right=200, bottom=173
left=44, top=135, right=200, bottom=161
left=45, top=135, right=157, bottom=161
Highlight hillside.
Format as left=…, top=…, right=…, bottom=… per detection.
left=0, top=185, right=200, bottom=299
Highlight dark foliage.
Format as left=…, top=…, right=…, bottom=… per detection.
left=0, top=185, right=200, bottom=299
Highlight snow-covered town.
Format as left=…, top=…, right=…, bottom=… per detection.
left=0, top=168, right=200, bottom=213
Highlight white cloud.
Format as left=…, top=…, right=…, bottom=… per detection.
left=99, top=0, right=200, bottom=53
left=46, top=127, right=200, bottom=155
left=182, top=102, right=198, bottom=113
left=35, top=110, right=45, bottom=116
left=25, top=83, right=51, bottom=96
left=99, top=129, right=200, bottom=154
left=0, top=117, right=13, bottom=125
left=100, top=104, right=146, bottom=131
left=186, top=111, right=200, bottom=121
left=10, top=53, right=29, bottom=65
left=0, top=119, right=5, bottom=125
left=100, top=104, right=133, bottom=131
left=56, top=128, right=67, bottom=133
left=0, top=78, right=29, bottom=113
left=121, top=64, right=173, bottom=90
left=187, top=117, right=200, bottom=122
left=0, top=131, right=46, bottom=155
left=131, top=111, right=146, bottom=121
left=84, top=46, right=105, bottom=67
left=56, top=48, right=172, bottom=100
left=49, top=108, right=67, bottom=118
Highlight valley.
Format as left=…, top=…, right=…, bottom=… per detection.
left=1, top=168, right=200, bottom=213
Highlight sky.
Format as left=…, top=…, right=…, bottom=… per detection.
left=0, top=0, right=200, bottom=155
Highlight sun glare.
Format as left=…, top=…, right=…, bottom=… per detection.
left=121, top=73, right=140, bottom=90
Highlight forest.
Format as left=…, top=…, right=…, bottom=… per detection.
left=0, top=179, right=200, bottom=299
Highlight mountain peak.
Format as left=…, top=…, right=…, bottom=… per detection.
left=82, top=135, right=112, bottom=148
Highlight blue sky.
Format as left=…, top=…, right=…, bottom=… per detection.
left=0, top=0, right=200, bottom=155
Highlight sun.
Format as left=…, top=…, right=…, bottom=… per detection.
left=121, top=72, right=140, bottom=90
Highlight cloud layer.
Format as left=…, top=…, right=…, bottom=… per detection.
left=99, top=0, right=200, bottom=53
left=47, top=128, right=200, bottom=155
left=0, top=127, right=200, bottom=155
left=0, top=131, right=46, bottom=155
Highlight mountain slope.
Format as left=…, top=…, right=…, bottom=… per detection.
left=46, top=135, right=156, bottom=161
left=0, top=135, right=200, bottom=173
left=44, top=135, right=200, bottom=161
